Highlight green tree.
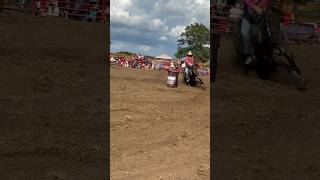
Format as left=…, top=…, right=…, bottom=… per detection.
left=117, top=51, right=133, bottom=56
left=175, top=23, right=210, bottom=63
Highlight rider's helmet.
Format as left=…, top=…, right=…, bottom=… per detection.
left=187, top=51, right=193, bottom=56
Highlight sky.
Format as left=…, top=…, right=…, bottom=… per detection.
left=110, top=0, right=210, bottom=58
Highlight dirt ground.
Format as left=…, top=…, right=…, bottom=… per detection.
left=0, top=13, right=108, bottom=179
left=110, top=67, right=210, bottom=179
left=213, top=37, right=320, bottom=180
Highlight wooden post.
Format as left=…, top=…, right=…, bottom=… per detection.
left=210, top=2, right=221, bottom=83
left=0, top=0, right=3, bottom=13
left=211, top=32, right=220, bottom=83
left=32, top=0, right=36, bottom=15
left=101, top=0, right=106, bottom=23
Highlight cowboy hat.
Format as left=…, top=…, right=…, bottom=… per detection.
left=187, top=51, right=193, bottom=56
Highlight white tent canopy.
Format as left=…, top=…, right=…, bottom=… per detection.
left=155, top=54, right=172, bottom=60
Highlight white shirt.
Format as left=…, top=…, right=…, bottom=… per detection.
left=229, top=7, right=243, bottom=19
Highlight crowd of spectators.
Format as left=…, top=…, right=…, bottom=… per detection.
left=13, top=0, right=109, bottom=22
left=110, top=54, right=209, bottom=75
left=111, top=54, right=177, bottom=71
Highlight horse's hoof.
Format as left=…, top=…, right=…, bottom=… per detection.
left=296, top=84, right=307, bottom=91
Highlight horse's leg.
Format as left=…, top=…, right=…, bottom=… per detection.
left=267, top=11, right=282, bottom=45
left=277, top=29, right=302, bottom=74
left=283, top=48, right=301, bottom=74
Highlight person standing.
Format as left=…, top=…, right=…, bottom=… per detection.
left=229, top=3, right=243, bottom=19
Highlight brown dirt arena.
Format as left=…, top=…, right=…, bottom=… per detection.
left=0, top=13, right=107, bottom=179
left=110, top=67, right=210, bottom=179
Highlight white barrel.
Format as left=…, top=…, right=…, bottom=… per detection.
left=167, top=74, right=177, bottom=87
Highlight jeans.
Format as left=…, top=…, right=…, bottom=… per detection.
left=185, top=67, right=190, bottom=81
left=240, top=18, right=254, bottom=56
left=185, top=66, right=197, bottom=81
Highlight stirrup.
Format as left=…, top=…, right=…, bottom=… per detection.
left=274, top=44, right=284, bottom=55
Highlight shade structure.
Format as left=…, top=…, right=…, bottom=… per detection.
left=155, top=54, right=173, bottom=60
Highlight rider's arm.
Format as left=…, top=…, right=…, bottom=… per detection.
left=185, top=57, right=190, bottom=66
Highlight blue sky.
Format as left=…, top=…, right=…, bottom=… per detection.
left=110, top=0, right=210, bottom=58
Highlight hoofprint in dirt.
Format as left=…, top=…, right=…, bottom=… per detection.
left=0, top=14, right=107, bottom=179
left=213, top=37, right=320, bottom=180
left=110, top=67, right=210, bottom=179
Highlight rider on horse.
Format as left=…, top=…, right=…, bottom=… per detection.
left=241, top=0, right=289, bottom=65
left=185, top=51, right=196, bottom=83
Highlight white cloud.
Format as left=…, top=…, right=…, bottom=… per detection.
left=190, top=17, right=198, bottom=25
left=110, top=0, right=132, bottom=19
left=110, top=0, right=147, bottom=27
left=110, top=0, right=209, bottom=56
left=152, top=19, right=163, bottom=28
left=112, top=0, right=132, bottom=9
left=111, top=40, right=152, bottom=54
left=138, top=45, right=151, bottom=52
left=167, top=25, right=185, bottom=38
left=195, top=0, right=209, bottom=6
left=150, top=19, right=169, bottom=32
left=159, top=36, right=167, bottom=41
left=110, top=40, right=130, bottom=52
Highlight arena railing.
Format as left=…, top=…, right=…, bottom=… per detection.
left=1, top=0, right=32, bottom=13
left=1, top=0, right=109, bottom=23
left=34, top=0, right=109, bottom=22
left=211, top=3, right=319, bottom=41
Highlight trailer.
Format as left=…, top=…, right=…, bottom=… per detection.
left=286, top=22, right=320, bottom=45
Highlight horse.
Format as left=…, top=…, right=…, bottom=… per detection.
left=233, top=5, right=306, bottom=90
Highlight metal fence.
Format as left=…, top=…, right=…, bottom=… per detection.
left=1, top=0, right=109, bottom=23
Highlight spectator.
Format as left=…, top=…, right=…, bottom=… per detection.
left=181, top=62, right=186, bottom=69
left=47, top=0, right=53, bottom=15
left=36, top=0, right=41, bottom=16
left=282, top=5, right=293, bottom=27
left=110, top=56, right=115, bottom=63
left=177, top=60, right=181, bottom=67
left=229, top=3, right=243, bottom=19
left=170, top=62, right=175, bottom=69
left=316, top=24, right=320, bottom=33
left=87, top=2, right=97, bottom=22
